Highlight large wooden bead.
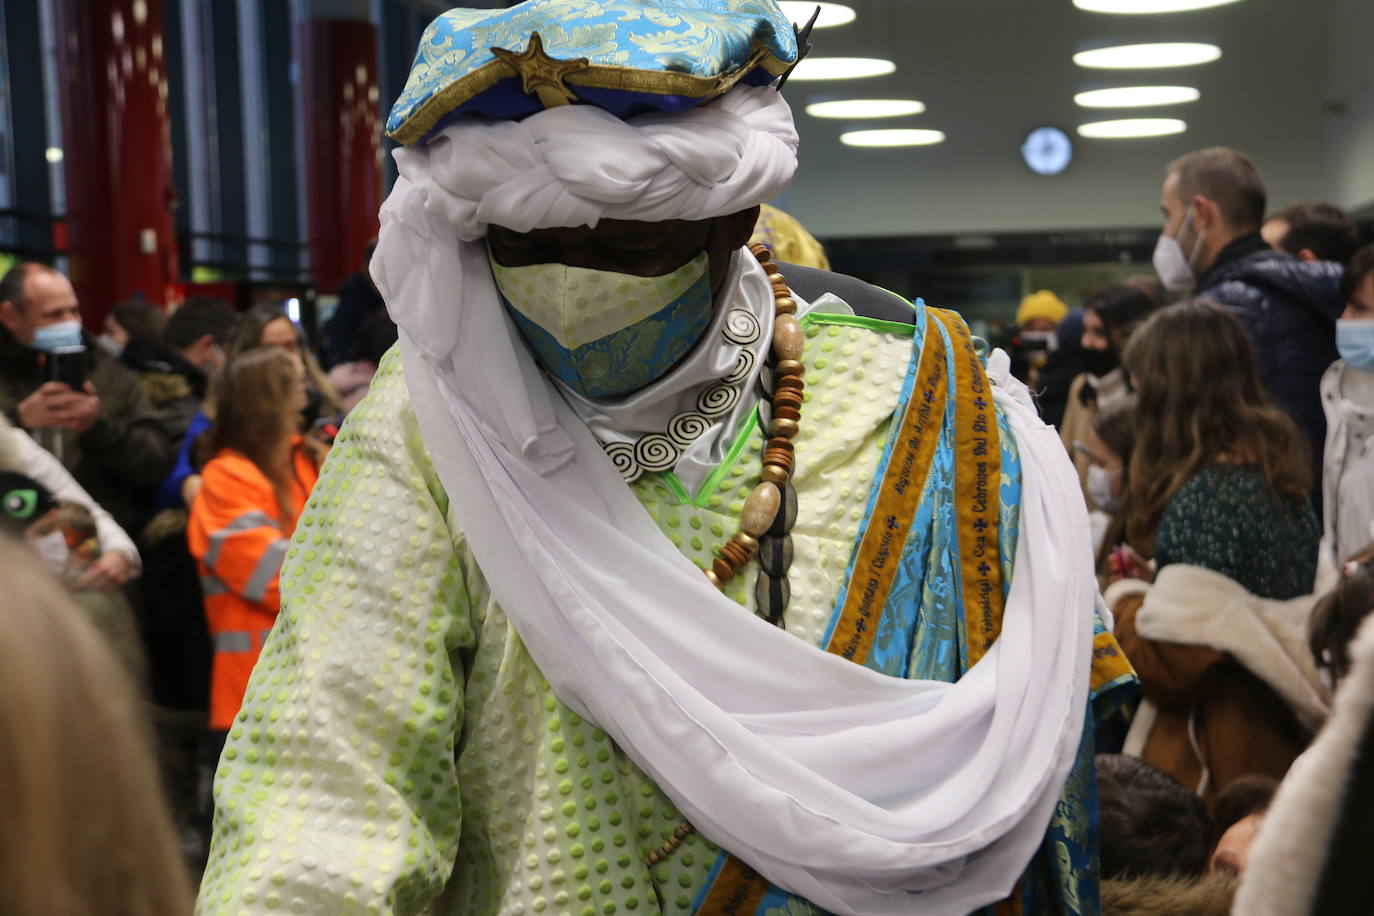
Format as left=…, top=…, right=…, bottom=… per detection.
left=760, top=464, right=789, bottom=486
left=740, top=482, right=781, bottom=537
left=768, top=484, right=799, bottom=538
left=755, top=573, right=790, bottom=625
left=774, top=359, right=804, bottom=377
left=773, top=296, right=797, bottom=315
left=770, top=417, right=800, bottom=439
left=758, top=535, right=794, bottom=576
left=772, top=314, right=804, bottom=362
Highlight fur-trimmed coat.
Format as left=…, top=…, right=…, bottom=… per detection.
left=1101, top=874, right=1236, bottom=916
left=1108, top=566, right=1330, bottom=803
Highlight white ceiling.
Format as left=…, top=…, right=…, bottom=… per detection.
left=776, top=0, right=1355, bottom=237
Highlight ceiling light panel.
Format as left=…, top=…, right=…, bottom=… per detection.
left=841, top=129, right=946, bottom=148
left=806, top=99, right=926, bottom=118
left=1074, top=85, right=1200, bottom=107
left=1077, top=117, right=1187, bottom=138
left=1073, top=42, right=1221, bottom=69
left=1074, top=0, right=1244, bottom=12
left=788, top=57, right=897, bottom=81
left=777, top=2, right=857, bottom=28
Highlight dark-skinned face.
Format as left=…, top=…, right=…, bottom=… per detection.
left=486, top=208, right=760, bottom=300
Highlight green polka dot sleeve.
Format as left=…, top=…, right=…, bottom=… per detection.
left=197, top=350, right=477, bottom=915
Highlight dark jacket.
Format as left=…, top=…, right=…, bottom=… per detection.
left=119, top=336, right=208, bottom=449
left=1195, top=235, right=1344, bottom=477
left=0, top=326, right=174, bottom=534
left=322, top=270, right=386, bottom=368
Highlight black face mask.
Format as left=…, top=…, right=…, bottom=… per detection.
left=1081, top=347, right=1119, bottom=378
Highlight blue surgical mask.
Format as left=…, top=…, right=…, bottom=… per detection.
left=31, top=319, right=84, bottom=354
left=1337, top=320, right=1374, bottom=374
left=491, top=251, right=713, bottom=399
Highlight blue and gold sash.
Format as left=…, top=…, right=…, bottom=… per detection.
left=692, top=306, right=1134, bottom=915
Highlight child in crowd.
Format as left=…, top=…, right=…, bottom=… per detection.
left=1096, top=754, right=1235, bottom=916
left=1208, top=775, right=1278, bottom=877
left=1096, top=753, right=1214, bottom=881
left=0, top=470, right=99, bottom=581
left=1309, top=544, right=1374, bottom=687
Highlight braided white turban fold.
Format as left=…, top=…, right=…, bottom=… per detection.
left=370, top=86, right=1092, bottom=916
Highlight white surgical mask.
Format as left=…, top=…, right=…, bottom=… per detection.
left=1153, top=205, right=1207, bottom=293
left=1336, top=320, right=1374, bottom=374
left=29, top=529, right=71, bottom=576
left=1086, top=464, right=1121, bottom=513
left=31, top=319, right=84, bottom=354
left=96, top=333, right=124, bottom=358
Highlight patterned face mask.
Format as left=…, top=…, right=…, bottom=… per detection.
left=491, top=251, right=713, bottom=399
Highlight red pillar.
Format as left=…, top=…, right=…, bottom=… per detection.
left=54, top=0, right=179, bottom=328
left=299, top=18, right=382, bottom=296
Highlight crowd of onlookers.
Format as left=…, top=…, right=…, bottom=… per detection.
left=0, top=252, right=395, bottom=872
left=0, top=143, right=1372, bottom=913
left=1005, top=149, right=1374, bottom=911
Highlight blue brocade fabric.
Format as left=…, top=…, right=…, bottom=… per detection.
left=388, top=0, right=799, bottom=142
left=501, top=271, right=714, bottom=399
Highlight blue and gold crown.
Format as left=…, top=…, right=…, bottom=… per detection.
left=386, top=0, right=800, bottom=146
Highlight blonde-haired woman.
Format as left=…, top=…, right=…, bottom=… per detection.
left=0, top=536, right=192, bottom=914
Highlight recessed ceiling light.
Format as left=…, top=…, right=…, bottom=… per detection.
left=1077, top=117, right=1187, bottom=138
left=1074, top=0, right=1243, bottom=12
left=806, top=99, right=926, bottom=119
left=788, top=57, right=896, bottom=81
left=1074, top=85, right=1201, bottom=107
left=841, top=128, right=946, bottom=148
left=777, top=2, right=857, bottom=28
left=1074, top=42, right=1221, bottom=69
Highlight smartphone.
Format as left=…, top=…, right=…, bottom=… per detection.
left=42, top=345, right=89, bottom=390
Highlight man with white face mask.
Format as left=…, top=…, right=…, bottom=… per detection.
left=0, top=262, right=173, bottom=552
left=198, top=3, right=1133, bottom=915
left=1315, top=244, right=1374, bottom=590
left=1154, top=148, right=1344, bottom=495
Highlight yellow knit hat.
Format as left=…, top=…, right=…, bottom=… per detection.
left=1016, top=290, right=1069, bottom=328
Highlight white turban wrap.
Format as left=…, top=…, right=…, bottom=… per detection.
left=371, top=86, right=1092, bottom=916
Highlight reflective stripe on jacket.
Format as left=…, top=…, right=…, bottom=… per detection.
left=188, top=441, right=319, bottom=729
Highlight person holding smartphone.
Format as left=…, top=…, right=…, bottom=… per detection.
left=0, top=262, right=173, bottom=560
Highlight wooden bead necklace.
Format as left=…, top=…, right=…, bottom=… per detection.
left=645, top=242, right=806, bottom=869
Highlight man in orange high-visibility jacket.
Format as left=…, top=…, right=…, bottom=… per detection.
left=187, top=444, right=317, bottom=732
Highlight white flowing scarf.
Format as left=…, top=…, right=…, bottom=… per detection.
left=371, top=86, right=1094, bottom=916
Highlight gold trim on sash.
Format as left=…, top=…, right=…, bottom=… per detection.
left=1090, top=630, right=1135, bottom=693
left=928, top=309, right=1006, bottom=667
left=696, top=858, right=771, bottom=916
left=824, top=320, right=948, bottom=664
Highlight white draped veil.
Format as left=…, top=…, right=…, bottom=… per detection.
left=371, top=85, right=1094, bottom=916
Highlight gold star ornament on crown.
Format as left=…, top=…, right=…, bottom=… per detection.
left=490, top=33, right=592, bottom=109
